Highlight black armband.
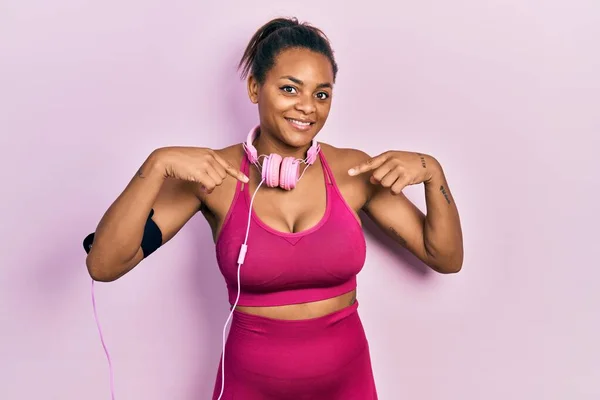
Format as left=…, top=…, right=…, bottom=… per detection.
left=82, top=209, right=163, bottom=258
left=140, top=209, right=162, bottom=257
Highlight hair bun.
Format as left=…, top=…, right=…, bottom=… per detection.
left=238, top=17, right=338, bottom=85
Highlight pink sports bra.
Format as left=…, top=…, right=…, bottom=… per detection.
left=215, top=149, right=367, bottom=307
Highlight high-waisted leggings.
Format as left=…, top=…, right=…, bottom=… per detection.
left=212, top=300, right=378, bottom=399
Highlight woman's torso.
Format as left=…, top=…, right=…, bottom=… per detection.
left=198, top=143, right=371, bottom=320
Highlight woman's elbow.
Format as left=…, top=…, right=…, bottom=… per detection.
left=429, top=254, right=463, bottom=274
left=86, top=254, right=121, bottom=282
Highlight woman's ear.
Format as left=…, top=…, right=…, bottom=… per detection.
left=247, top=75, right=259, bottom=104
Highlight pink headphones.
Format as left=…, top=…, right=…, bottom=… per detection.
left=243, top=125, right=320, bottom=190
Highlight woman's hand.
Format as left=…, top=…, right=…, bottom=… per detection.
left=151, top=147, right=249, bottom=193
left=348, top=151, right=440, bottom=195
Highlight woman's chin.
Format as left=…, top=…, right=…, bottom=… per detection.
left=280, top=121, right=320, bottom=146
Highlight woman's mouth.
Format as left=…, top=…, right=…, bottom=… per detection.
left=285, top=118, right=314, bottom=131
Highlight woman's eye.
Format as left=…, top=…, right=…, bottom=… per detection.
left=316, top=92, right=329, bottom=100
left=281, top=86, right=297, bottom=94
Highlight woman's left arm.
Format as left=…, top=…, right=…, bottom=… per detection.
left=349, top=151, right=463, bottom=274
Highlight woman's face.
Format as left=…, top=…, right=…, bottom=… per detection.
left=248, top=47, right=334, bottom=149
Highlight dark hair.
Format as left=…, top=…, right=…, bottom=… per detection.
left=238, top=17, right=339, bottom=85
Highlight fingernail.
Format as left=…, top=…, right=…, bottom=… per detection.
left=243, top=175, right=249, bottom=183
left=348, top=168, right=355, bottom=176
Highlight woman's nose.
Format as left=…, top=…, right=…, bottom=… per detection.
left=294, top=95, right=316, bottom=114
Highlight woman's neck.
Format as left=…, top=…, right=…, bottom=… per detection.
left=253, top=127, right=312, bottom=160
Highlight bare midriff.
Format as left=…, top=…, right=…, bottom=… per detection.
left=233, top=289, right=357, bottom=320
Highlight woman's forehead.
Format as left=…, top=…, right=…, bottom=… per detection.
left=267, top=48, right=334, bottom=84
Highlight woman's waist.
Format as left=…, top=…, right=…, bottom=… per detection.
left=233, top=289, right=358, bottom=323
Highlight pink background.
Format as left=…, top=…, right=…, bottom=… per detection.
left=1, top=1, right=599, bottom=399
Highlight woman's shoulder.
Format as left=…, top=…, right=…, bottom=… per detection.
left=319, top=142, right=372, bottom=170
left=213, top=143, right=245, bottom=168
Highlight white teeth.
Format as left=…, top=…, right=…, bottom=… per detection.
left=288, top=118, right=311, bottom=126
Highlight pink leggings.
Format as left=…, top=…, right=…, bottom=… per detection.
left=212, top=300, right=378, bottom=399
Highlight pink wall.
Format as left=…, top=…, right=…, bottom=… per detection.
left=2, top=1, right=598, bottom=399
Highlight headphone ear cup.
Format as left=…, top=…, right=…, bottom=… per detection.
left=263, top=154, right=282, bottom=187
left=280, top=157, right=300, bottom=190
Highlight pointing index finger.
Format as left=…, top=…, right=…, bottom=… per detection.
left=212, top=152, right=249, bottom=183
left=348, top=154, right=387, bottom=176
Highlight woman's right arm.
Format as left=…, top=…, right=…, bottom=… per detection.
left=85, top=147, right=248, bottom=282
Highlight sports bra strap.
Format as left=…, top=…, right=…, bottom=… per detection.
left=239, top=151, right=250, bottom=192
left=318, top=150, right=334, bottom=186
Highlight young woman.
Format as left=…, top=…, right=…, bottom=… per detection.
left=85, top=17, right=463, bottom=400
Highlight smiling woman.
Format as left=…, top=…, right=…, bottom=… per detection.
left=246, top=47, right=334, bottom=148
left=239, top=19, right=337, bottom=151
left=84, top=15, right=463, bottom=400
